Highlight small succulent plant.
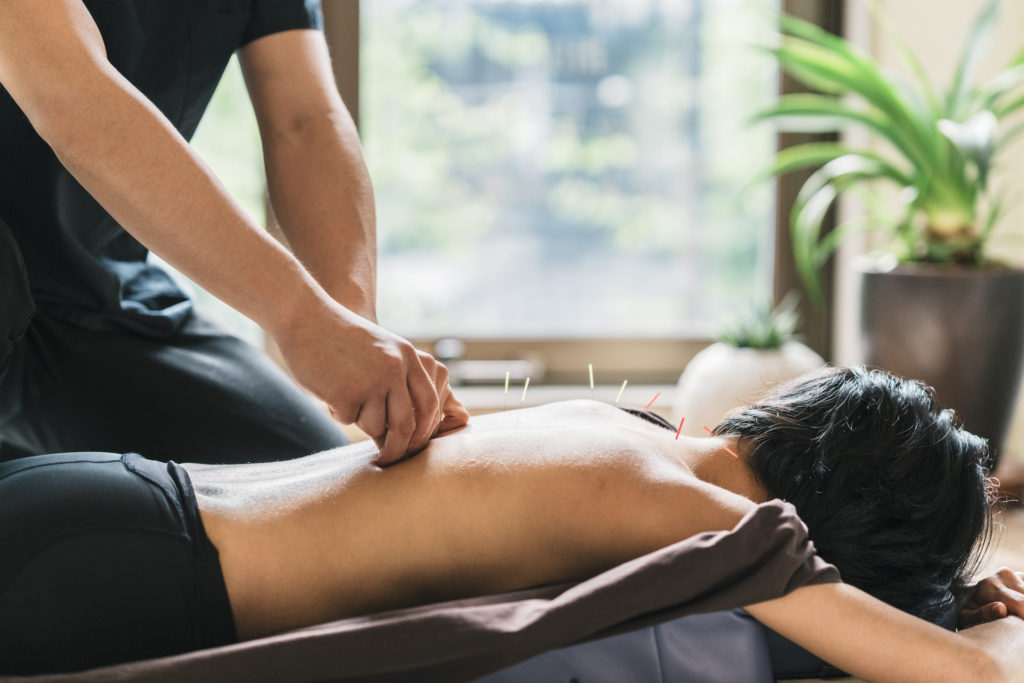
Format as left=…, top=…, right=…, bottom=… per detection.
left=718, top=293, right=800, bottom=350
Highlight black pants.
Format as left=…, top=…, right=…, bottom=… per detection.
left=0, top=310, right=349, bottom=464
left=0, top=451, right=236, bottom=675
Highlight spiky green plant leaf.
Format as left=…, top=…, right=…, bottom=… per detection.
left=947, top=0, right=1000, bottom=118
left=757, top=2, right=1024, bottom=300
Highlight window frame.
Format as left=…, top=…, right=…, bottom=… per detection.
left=321, top=0, right=841, bottom=385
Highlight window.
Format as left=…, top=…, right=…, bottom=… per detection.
left=361, top=0, right=780, bottom=340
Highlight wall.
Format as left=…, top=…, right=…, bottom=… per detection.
left=836, top=0, right=1024, bottom=461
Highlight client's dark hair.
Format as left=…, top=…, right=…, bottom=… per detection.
left=714, top=365, right=994, bottom=622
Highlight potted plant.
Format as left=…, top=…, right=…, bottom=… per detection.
left=672, top=295, right=824, bottom=434
left=757, top=1, right=1024, bottom=463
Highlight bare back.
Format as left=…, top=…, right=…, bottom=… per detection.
left=186, top=400, right=762, bottom=639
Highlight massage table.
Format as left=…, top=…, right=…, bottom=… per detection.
left=478, top=609, right=849, bottom=682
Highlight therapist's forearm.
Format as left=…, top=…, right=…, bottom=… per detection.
left=42, top=65, right=327, bottom=338
left=263, top=111, right=378, bottom=321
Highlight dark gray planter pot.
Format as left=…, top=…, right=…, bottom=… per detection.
left=858, top=261, right=1024, bottom=468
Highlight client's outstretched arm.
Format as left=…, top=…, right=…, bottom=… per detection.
left=746, top=581, right=1013, bottom=683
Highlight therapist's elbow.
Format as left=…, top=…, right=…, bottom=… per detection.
left=261, top=104, right=356, bottom=151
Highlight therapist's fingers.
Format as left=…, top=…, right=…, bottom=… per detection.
left=438, top=386, right=469, bottom=434
left=419, top=355, right=468, bottom=436
left=401, top=350, right=441, bottom=453
left=377, top=384, right=417, bottom=466
left=353, top=397, right=388, bottom=449
left=424, top=354, right=458, bottom=432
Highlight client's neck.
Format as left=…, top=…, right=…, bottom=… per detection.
left=680, top=435, right=766, bottom=503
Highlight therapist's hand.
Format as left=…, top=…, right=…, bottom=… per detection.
left=958, top=567, right=1024, bottom=628
left=274, top=297, right=469, bottom=465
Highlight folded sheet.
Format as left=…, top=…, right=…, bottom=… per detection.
left=8, top=499, right=838, bottom=683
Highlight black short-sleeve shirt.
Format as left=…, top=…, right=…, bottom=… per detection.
left=0, top=0, right=322, bottom=353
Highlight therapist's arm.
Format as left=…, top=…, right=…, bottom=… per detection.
left=239, top=29, right=376, bottom=322
left=238, top=28, right=466, bottom=440
left=0, top=0, right=466, bottom=463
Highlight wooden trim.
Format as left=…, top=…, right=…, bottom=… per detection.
left=321, top=1, right=361, bottom=127
left=777, top=0, right=845, bottom=360
left=409, top=337, right=712, bottom=386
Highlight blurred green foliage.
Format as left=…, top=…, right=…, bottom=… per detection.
left=364, top=0, right=780, bottom=338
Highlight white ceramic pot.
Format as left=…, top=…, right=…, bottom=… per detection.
left=670, top=341, right=825, bottom=436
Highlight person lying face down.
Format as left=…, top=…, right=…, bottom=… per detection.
left=0, top=365, right=1014, bottom=681
left=194, top=365, right=992, bottom=639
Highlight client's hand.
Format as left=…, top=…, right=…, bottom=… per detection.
left=959, top=567, right=1024, bottom=628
